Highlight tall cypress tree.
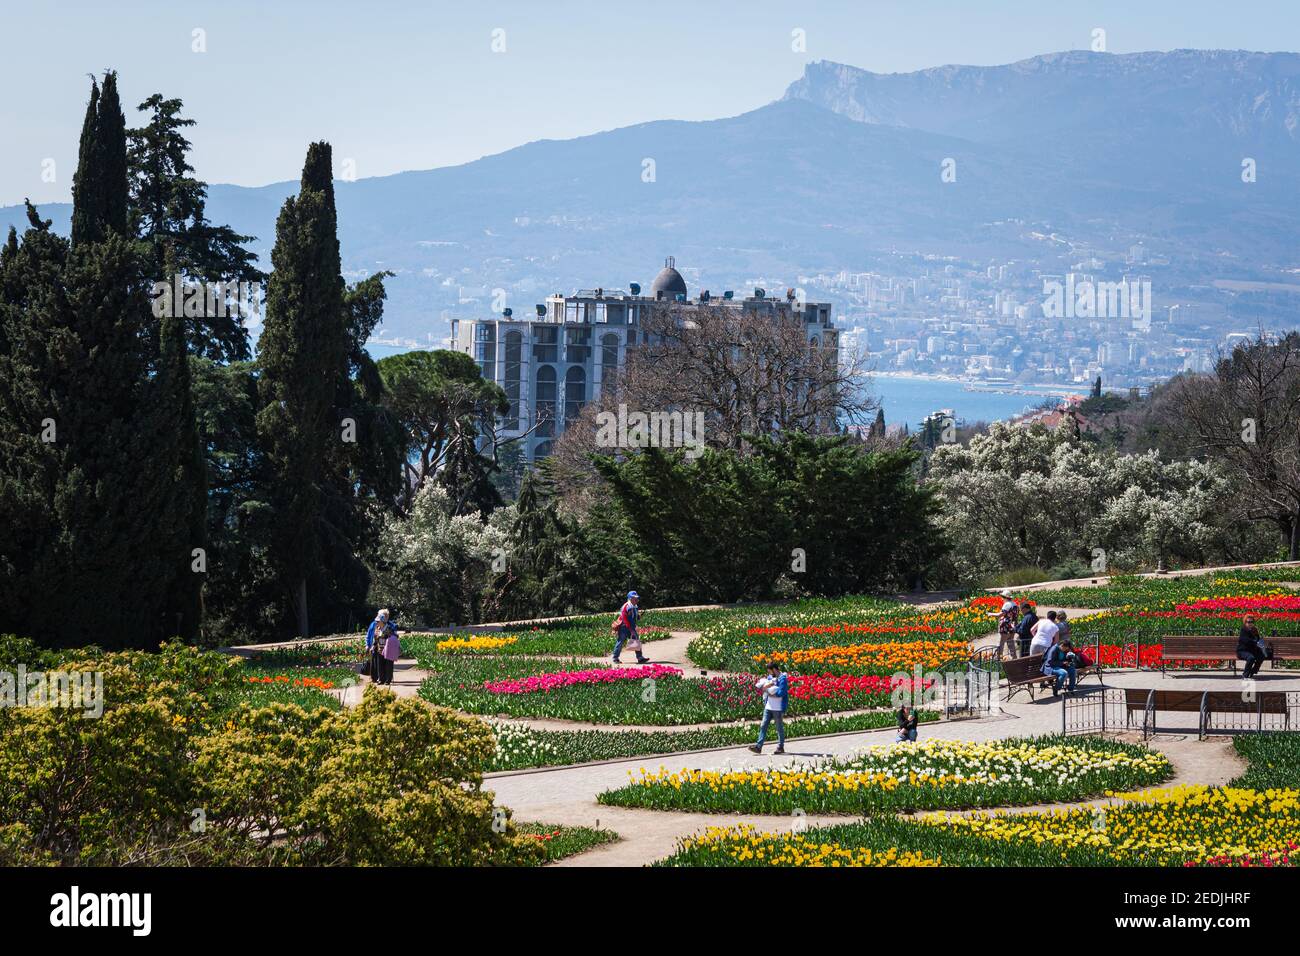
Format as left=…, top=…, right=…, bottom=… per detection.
left=69, top=79, right=102, bottom=246
left=157, top=250, right=207, bottom=643
left=257, top=142, right=348, bottom=637
left=0, top=73, right=198, bottom=648
left=70, top=72, right=128, bottom=247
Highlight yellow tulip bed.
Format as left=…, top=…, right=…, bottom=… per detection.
left=659, top=785, right=1300, bottom=868
left=919, top=785, right=1300, bottom=866
left=434, top=635, right=520, bottom=653
left=668, top=824, right=940, bottom=867
left=600, top=737, right=1171, bottom=815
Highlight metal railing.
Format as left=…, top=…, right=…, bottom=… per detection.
left=1063, top=687, right=1300, bottom=739
left=1061, top=688, right=1127, bottom=736
left=935, top=660, right=995, bottom=718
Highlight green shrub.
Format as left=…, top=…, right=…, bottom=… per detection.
left=195, top=689, right=543, bottom=866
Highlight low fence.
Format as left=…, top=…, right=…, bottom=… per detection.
left=933, top=660, right=995, bottom=718
left=1062, top=687, right=1300, bottom=740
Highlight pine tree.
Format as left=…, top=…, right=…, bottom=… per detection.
left=127, top=94, right=262, bottom=361
left=256, top=142, right=349, bottom=637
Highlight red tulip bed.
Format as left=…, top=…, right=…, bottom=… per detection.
left=418, top=653, right=930, bottom=726
left=1065, top=593, right=1300, bottom=670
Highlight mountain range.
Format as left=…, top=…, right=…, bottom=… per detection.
left=5, top=49, right=1299, bottom=343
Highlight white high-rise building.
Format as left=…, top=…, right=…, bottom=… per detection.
left=450, top=258, right=838, bottom=460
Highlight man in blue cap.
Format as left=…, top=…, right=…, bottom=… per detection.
left=612, top=590, right=647, bottom=665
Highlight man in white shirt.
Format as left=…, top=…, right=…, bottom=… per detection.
left=748, top=662, right=788, bottom=755
left=1029, top=610, right=1060, bottom=657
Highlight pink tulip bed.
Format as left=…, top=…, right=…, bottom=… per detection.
left=419, top=655, right=917, bottom=726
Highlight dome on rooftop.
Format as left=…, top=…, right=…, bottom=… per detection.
left=649, top=256, right=688, bottom=299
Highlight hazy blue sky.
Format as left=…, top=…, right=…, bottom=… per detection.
left=3, top=0, right=1299, bottom=207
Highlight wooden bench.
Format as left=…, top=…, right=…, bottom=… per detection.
left=1159, top=635, right=1300, bottom=674
left=1002, top=652, right=1103, bottom=701
left=1125, top=688, right=1291, bottom=738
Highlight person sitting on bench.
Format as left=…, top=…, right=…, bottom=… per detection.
left=1043, top=639, right=1077, bottom=697
left=1237, top=614, right=1274, bottom=679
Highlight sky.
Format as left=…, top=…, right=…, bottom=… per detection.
left=3, top=0, right=1300, bottom=207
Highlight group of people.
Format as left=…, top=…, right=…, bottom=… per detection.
left=365, top=608, right=402, bottom=685
left=995, top=591, right=1089, bottom=696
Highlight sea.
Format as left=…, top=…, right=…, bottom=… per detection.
left=365, top=343, right=1082, bottom=429
left=868, top=374, right=1084, bottom=430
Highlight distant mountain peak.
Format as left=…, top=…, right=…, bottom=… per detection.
left=783, top=48, right=1300, bottom=143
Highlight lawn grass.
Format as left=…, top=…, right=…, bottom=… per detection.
left=1231, top=734, right=1300, bottom=789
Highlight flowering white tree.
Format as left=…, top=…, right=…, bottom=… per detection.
left=928, top=421, right=1270, bottom=583
left=368, top=484, right=515, bottom=626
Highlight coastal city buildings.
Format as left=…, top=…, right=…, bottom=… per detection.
left=451, top=258, right=839, bottom=460
left=801, top=254, right=1226, bottom=393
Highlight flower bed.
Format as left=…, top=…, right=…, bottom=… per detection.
left=600, top=736, right=1170, bottom=814
left=659, top=783, right=1300, bottom=868
left=669, top=824, right=940, bottom=867
left=419, top=656, right=920, bottom=726
left=1019, top=568, right=1300, bottom=610
left=920, top=785, right=1300, bottom=867
left=230, top=664, right=356, bottom=712
left=688, top=597, right=1010, bottom=672
left=1231, top=733, right=1300, bottom=790
left=760, top=639, right=970, bottom=672
left=437, top=635, right=519, bottom=653
left=485, top=710, right=940, bottom=771
left=509, top=822, right=617, bottom=865
left=404, top=625, right=672, bottom=661
left=484, top=664, right=682, bottom=695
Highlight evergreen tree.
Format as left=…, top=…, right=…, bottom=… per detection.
left=156, top=250, right=207, bottom=642
left=127, top=94, right=262, bottom=361
left=256, top=142, right=349, bottom=637
left=0, top=75, right=198, bottom=647
left=70, top=73, right=128, bottom=246
left=869, top=407, right=886, bottom=438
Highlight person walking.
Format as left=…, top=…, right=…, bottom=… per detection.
left=996, top=599, right=1020, bottom=659
left=377, top=617, right=401, bottom=686
left=1015, top=602, right=1040, bottom=658
left=1043, top=639, right=1078, bottom=696
left=896, top=703, right=919, bottom=742
left=1237, top=614, right=1274, bottom=679
left=749, top=661, right=789, bottom=755
left=611, top=591, right=647, bottom=665
left=366, top=609, right=389, bottom=681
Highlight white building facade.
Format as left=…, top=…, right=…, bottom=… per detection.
left=450, top=258, right=838, bottom=460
